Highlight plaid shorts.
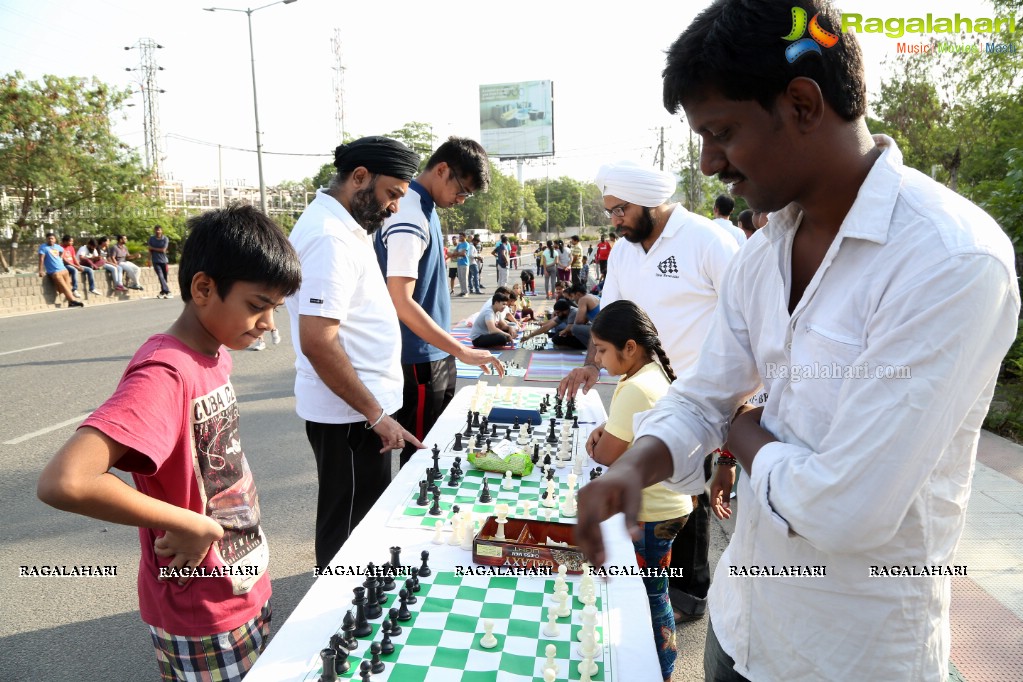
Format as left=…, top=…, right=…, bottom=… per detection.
left=149, top=601, right=271, bottom=681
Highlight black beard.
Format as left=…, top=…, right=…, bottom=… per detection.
left=350, top=184, right=389, bottom=234
left=621, top=208, right=654, bottom=244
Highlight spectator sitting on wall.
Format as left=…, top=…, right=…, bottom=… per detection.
left=61, top=234, right=96, bottom=295
left=38, top=233, right=82, bottom=307
left=113, top=234, right=144, bottom=290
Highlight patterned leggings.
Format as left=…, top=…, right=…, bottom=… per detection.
left=634, top=515, right=689, bottom=681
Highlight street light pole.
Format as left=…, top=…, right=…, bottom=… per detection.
left=204, top=0, right=297, bottom=214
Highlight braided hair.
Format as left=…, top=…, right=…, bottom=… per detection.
left=590, top=300, right=676, bottom=382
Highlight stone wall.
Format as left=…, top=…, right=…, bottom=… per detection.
left=0, top=265, right=180, bottom=316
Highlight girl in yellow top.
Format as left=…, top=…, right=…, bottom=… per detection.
left=586, top=299, right=690, bottom=682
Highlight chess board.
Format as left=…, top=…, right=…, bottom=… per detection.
left=302, top=571, right=614, bottom=682
left=386, top=467, right=588, bottom=530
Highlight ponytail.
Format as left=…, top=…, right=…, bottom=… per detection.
left=590, top=300, right=672, bottom=379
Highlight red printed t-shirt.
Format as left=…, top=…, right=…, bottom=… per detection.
left=83, top=334, right=271, bottom=636
left=594, top=241, right=611, bottom=262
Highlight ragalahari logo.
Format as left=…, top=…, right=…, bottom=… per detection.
left=782, top=7, right=840, bottom=62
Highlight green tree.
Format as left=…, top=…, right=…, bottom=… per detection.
left=0, top=72, right=151, bottom=270
left=387, top=122, right=435, bottom=168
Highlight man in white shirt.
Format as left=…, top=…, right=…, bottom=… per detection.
left=559, top=160, right=739, bottom=625
left=712, top=194, right=746, bottom=246
left=576, top=2, right=1020, bottom=680
left=286, top=136, right=425, bottom=568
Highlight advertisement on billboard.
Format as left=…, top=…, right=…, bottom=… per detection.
left=479, top=80, right=554, bottom=159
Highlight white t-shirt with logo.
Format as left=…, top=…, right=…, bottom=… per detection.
left=601, top=204, right=739, bottom=373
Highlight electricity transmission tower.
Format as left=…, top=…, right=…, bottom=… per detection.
left=331, top=29, right=347, bottom=143
left=125, top=38, right=166, bottom=179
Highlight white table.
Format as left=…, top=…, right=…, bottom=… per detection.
left=245, top=386, right=659, bottom=681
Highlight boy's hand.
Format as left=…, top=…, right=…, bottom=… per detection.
left=709, top=460, right=737, bottom=520
left=155, top=514, right=224, bottom=585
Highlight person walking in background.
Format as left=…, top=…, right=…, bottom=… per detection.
left=594, top=233, right=611, bottom=281
left=148, top=225, right=172, bottom=299
left=494, top=234, right=510, bottom=287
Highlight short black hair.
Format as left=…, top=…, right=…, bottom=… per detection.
left=178, top=205, right=302, bottom=304
left=714, top=195, right=735, bottom=217
left=425, top=137, right=491, bottom=192
left=663, top=0, right=866, bottom=121
left=738, top=209, right=756, bottom=232
left=492, top=291, right=511, bottom=304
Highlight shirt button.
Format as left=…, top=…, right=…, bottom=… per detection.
left=786, top=342, right=792, bottom=350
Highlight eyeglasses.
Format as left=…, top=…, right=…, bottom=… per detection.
left=450, top=169, right=474, bottom=199
left=603, top=202, right=629, bottom=219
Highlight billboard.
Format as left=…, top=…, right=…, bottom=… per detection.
left=479, top=80, right=554, bottom=160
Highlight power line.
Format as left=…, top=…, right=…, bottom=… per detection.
left=164, top=133, right=331, bottom=158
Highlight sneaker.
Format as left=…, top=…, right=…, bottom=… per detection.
left=129, top=285, right=143, bottom=290
left=72, top=291, right=81, bottom=298
left=114, top=285, right=127, bottom=292
left=156, top=293, right=167, bottom=299
left=270, top=329, right=281, bottom=345
left=250, top=338, right=266, bottom=351
left=89, top=288, right=100, bottom=295
left=68, top=300, right=84, bottom=308
left=163, top=292, right=174, bottom=299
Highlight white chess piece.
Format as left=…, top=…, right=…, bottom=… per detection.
left=461, top=517, right=476, bottom=551
left=448, top=515, right=462, bottom=546
left=495, top=503, right=509, bottom=541
left=521, top=500, right=533, bottom=517
left=542, top=507, right=553, bottom=522
left=560, top=492, right=577, bottom=518
left=432, top=524, right=444, bottom=545
left=550, top=565, right=568, bottom=601
left=480, top=619, right=498, bottom=649
left=542, top=607, right=560, bottom=637
left=556, top=588, right=571, bottom=617
left=543, top=479, right=557, bottom=508
left=577, top=654, right=598, bottom=678
left=577, top=627, right=598, bottom=658
left=543, top=668, right=557, bottom=682
left=567, top=473, right=578, bottom=494
left=502, top=470, right=514, bottom=490
left=543, top=643, right=558, bottom=675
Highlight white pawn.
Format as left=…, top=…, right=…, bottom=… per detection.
left=432, top=524, right=444, bottom=544
left=448, top=515, right=462, bottom=546
left=542, top=507, right=553, bottom=522
left=543, top=669, right=557, bottom=682
left=502, top=470, right=514, bottom=490
left=543, top=643, right=558, bottom=675
left=577, top=628, right=598, bottom=658
left=577, top=654, right=598, bottom=678
left=555, top=588, right=571, bottom=617
left=461, top=518, right=476, bottom=551
left=561, top=493, right=577, bottom=518
left=521, top=499, right=533, bottom=517
left=542, top=607, right=560, bottom=637
left=480, top=619, right=498, bottom=649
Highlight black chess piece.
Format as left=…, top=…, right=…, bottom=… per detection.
left=480, top=417, right=489, bottom=434
left=532, top=444, right=540, bottom=464
left=319, top=648, right=339, bottom=682
left=397, top=589, right=412, bottom=621
left=547, top=468, right=555, bottom=481
left=595, top=466, right=603, bottom=476
left=589, top=468, right=599, bottom=481
left=463, top=421, right=473, bottom=438
left=431, top=445, right=441, bottom=479
left=380, top=563, right=396, bottom=591
left=513, top=415, right=520, bottom=428
left=403, top=578, right=417, bottom=604
left=453, top=432, right=463, bottom=451
left=419, top=550, right=432, bottom=577
left=387, top=607, right=402, bottom=636
left=471, top=411, right=480, bottom=428
left=479, top=478, right=492, bottom=503
left=376, top=577, right=388, bottom=605
left=364, top=582, right=382, bottom=620
left=389, top=546, right=402, bottom=572
left=448, top=468, right=461, bottom=487
left=370, top=642, right=385, bottom=674
left=505, top=426, right=513, bottom=440
left=410, top=570, right=421, bottom=593
left=453, top=457, right=463, bottom=474
left=416, top=480, right=429, bottom=506
left=425, top=466, right=435, bottom=484
left=328, top=635, right=351, bottom=674
left=429, top=490, right=442, bottom=516
left=485, top=437, right=492, bottom=452
left=359, top=660, right=372, bottom=681
left=428, top=481, right=440, bottom=498
left=352, top=587, right=372, bottom=638
left=380, top=621, right=395, bottom=655
left=573, top=415, right=579, bottom=429
left=363, top=564, right=378, bottom=592
left=340, top=610, right=358, bottom=649
left=543, top=453, right=552, bottom=467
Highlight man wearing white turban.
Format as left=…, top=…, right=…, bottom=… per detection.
left=560, top=159, right=740, bottom=635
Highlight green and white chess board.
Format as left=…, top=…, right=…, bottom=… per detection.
left=387, top=468, right=586, bottom=530
left=302, top=571, right=613, bottom=682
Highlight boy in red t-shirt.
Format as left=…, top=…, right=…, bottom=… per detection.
left=38, top=205, right=302, bottom=681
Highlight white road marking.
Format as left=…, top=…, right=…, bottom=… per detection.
left=0, top=342, right=63, bottom=357
left=4, top=413, right=92, bottom=445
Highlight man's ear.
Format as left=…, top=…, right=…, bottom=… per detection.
left=351, top=166, right=372, bottom=189
left=191, top=272, right=216, bottom=306
left=783, top=77, right=825, bottom=133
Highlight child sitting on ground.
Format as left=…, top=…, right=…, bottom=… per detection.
left=37, top=205, right=302, bottom=681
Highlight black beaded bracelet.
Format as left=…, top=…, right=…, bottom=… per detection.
left=716, top=455, right=737, bottom=467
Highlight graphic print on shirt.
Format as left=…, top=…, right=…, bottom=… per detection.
left=191, top=381, right=268, bottom=594
left=657, top=255, right=679, bottom=277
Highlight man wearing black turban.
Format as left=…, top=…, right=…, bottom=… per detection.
left=285, top=135, right=424, bottom=568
